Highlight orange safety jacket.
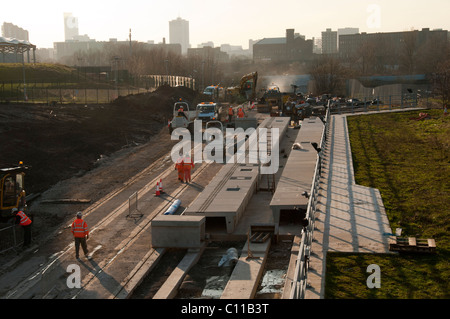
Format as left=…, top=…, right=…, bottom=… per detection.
left=228, top=107, right=233, bottom=115
left=17, top=211, right=32, bottom=226
left=238, top=109, right=244, bottom=118
left=71, top=219, right=89, bottom=238
left=175, top=158, right=184, bottom=172
left=183, top=158, right=194, bottom=170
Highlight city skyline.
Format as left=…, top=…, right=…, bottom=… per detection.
left=1, top=0, right=450, bottom=50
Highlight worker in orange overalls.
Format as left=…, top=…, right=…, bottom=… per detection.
left=178, top=105, right=187, bottom=119
left=237, top=107, right=245, bottom=118
left=175, top=157, right=185, bottom=182
left=228, top=106, right=234, bottom=122
left=12, top=207, right=32, bottom=248
left=71, top=211, right=90, bottom=260
left=183, top=154, right=195, bottom=183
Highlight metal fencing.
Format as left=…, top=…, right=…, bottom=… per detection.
left=0, top=84, right=147, bottom=105
left=289, top=106, right=330, bottom=299
left=329, top=94, right=419, bottom=114
left=0, top=74, right=196, bottom=105
left=0, top=222, right=24, bottom=254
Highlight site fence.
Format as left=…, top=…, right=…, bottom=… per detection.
left=0, top=74, right=195, bottom=105
left=0, top=222, right=24, bottom=254
left=289, top=106, right=330, bottom=299
left=0, top=84, right=149, bottom=105
left=328, top=94, right=419, bottom=115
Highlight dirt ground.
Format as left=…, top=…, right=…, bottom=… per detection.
left=0, top=85, right=203, bottom=254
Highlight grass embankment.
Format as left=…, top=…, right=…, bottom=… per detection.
left=0, top=63, right=75, bottom=83
left=325, top=109, right=449, bottom=299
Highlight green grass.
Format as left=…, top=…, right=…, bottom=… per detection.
left=325, top=109, right=450, bottom=299
left=0, top=63, right=76, bottom=82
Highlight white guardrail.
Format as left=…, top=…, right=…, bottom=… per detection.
left=288, top=105, right=330, bottom=299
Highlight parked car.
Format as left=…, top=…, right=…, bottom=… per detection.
left=371, top=99, right=383, bottom=105
left=347, top=98, right=362, bottom=106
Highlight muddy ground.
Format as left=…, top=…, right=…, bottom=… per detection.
left=0, top=85, right=205, bottom=252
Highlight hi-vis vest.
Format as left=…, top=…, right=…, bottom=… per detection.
left=17, top=211, right=32, bottom=226
left=71, top=219, right=89, bottom=238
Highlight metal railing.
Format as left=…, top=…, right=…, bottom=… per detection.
left=0, top=221, right=24, bottom=254
left=289, top=105, right=331, bottom=299
left=329, top=94, right=419, bottom=115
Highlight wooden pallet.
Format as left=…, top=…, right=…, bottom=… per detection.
left=389, top=236, right=436, bottom=254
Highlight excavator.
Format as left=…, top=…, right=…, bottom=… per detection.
left=227, top=72, right=258, bottom=101
left=0, top=162, right=29, bottom=222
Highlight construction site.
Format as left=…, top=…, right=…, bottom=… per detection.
left=0, top=77, right=442, bottom=305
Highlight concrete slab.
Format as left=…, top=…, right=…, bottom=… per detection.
left=151, top=215, right=205, bottom=248
left=153, top=247, right=205, bottom=299
left=220, top=240, right=271, bottom=299
left=270, top=117, right=324, bottom=233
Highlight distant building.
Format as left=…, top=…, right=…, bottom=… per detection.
left=313, top=37, right=322, bottom=54
left=187, top=46, right=229, bottom=64
left=339, top=28, right=449, bottom=72
left=220, top=44, right=251, bottom=58
left=54, top=39, right=181, bottom=63
left=337, top=28, right=359, bottom=50
left=198, top=41, right=214, bottom=48
left=64, top=13, right=79, bottom=41
left=321, top=28, right=337, bottom=54
left=248, top=39, right=259, bottom=55
left=253, top=29, right=313, bottom=63
left=2, top=22, right=29, bottom=41
left=169, top=17, right=189, bottom=55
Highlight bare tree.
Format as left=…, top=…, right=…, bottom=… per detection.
left=309, top=56, right=350, bottom=95
left=433, top=58, right=450, bottom=108
left=400, top=30, right=418, bottom=74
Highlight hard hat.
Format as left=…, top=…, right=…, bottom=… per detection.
left=76, top=211, right=83, bottom=218
left=11, top=208, right=18, bottom=214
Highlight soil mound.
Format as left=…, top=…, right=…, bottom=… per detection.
left=0, top=85, right=199, bottom=195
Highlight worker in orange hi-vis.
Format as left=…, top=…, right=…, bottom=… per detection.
left=183, top=154, right=195, bottom=183
left=71, top=211, right=90, bottom=260
left=175, top=157, right=185, bottom=182
left=237, top=107, right=245, bottom=118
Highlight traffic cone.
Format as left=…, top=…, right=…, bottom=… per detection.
left=159, top=179, right=164, bottom=193
left=155, top=182, right=161, bottom=196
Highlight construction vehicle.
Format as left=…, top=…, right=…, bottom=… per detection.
left=168, top=101, right=198, bottom=134
left=227, top=72, right=258, bottom=101
left=203, top=85, right=219, bottom=100
left=196, top=102, right=222, bottom=123
left=256, top=85, right=282, bottom=114
left=1, top=162, right=29, bottom=221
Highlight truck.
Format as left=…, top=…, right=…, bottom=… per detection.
left=196, top=102, right=222, bottom=123
left=203, top=85, right=219, bottom=100
left=168, top=101, right=198, bottom=134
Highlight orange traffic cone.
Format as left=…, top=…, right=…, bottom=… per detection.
left=159, top=179, right=164, bottom=193
left=155, top=182, right=161, bottom=196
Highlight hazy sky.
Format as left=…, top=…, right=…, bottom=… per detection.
left=1, top=0, right=450, bottom=49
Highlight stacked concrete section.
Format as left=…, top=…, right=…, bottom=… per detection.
left=185, top=117, right=291, bottom=234
left=184, top=163, right=259, bottom=233
left=151, top=215, right=206, bottom=248
left=270, top=117, right=324, bottom=234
